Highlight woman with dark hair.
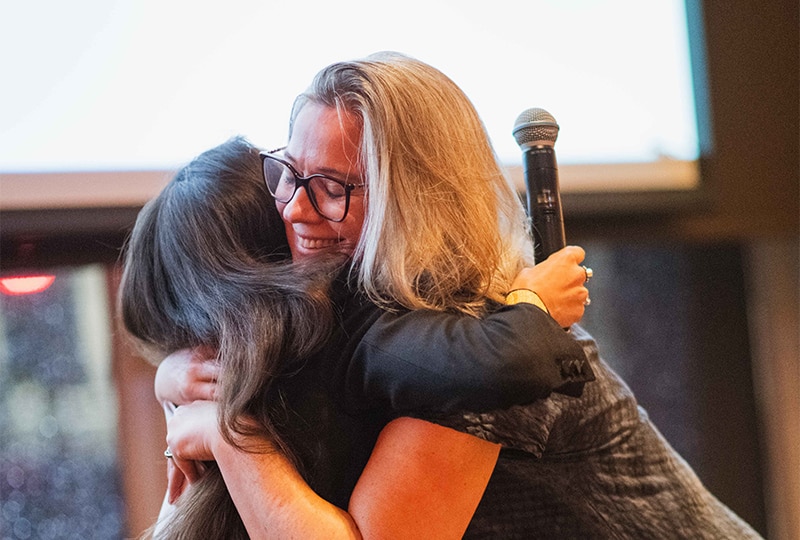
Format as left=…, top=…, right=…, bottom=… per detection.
left=120, top=136, right=339, bottom=538
left=120, top=135, right=592, bottom=538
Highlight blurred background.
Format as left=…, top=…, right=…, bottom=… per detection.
left=1, top=0, right=797, bottom=538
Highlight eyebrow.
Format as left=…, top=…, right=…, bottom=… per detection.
left=283, top=149, right=356, bottom=182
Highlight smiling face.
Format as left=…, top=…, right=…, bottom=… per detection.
left=278, top=102, right=366, bottom=262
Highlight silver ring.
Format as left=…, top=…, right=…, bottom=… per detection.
left=584, top=297, right=591, bottom=306
left=164, top=447, right=173, bottom=459
left=583, top=266, right=593, bottom=283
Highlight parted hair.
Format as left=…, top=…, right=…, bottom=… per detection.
left=119, top=137, right=341, bottom=539
left=292, top=51, right=534, bottom=316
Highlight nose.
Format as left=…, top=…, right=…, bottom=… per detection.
left=280, top=185, right=322, bottom=224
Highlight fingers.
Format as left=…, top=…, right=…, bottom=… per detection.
left=155, top=347, right=220, bottom=405
left=181, top=380, right=218, bottom=403
left=165, top=432, right=204, bottom=495
left=166, top=452, right=207, bottom=503
left=174, top=455, right=203, bottom=484
left=166, top=457, right=187, bottom=504
left=182, top=349, right=220, bottom=402
left=511, top=245, right=593, bottom=327
left=545, top=248, right=592, bottom=327
left=162, top=400, right=177, bottom=420
left=558, top=245, right=585, bottom=264
left=553, top=286, right=589, bottom=328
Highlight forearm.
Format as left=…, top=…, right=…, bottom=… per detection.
left=349, top=303, right=592, bottom=413
left=349, top=417, right=499, bottom=540
left=213, top=437, right=362, bottom=539
left=214, top=420, right=495, bottom=540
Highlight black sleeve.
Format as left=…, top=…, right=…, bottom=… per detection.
left=329, top=287, right=594, bottom=415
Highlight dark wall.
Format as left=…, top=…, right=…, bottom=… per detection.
left=578, top=241, right=767, bottom=533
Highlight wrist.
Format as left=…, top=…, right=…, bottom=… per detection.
left=505, top=288, right=549, bottom=314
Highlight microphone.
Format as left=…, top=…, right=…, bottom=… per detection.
left=512, top=108, right=565, bottom=263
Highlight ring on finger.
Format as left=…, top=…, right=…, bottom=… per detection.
left=582, top=266, right=593, bottom=283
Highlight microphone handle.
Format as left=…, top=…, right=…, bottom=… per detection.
left=522, top=145, right=566, bottom=262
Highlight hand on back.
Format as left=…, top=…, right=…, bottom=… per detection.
left=155, top=346, right=220, bottom=407
left=155, top=346, right=220, bottom=503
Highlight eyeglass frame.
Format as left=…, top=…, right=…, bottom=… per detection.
left=259, top=147, right=366, bottom=223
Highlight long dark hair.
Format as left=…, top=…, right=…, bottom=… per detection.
left=119, top=137, right=341, bottom=539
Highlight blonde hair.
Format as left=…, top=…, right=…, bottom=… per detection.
left=293, top=52, right=533, bottom=316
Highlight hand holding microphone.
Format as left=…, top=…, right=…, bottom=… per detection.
left=510, top=246, right=589, bottom=327
left=512, top=108, right=592, bottom=316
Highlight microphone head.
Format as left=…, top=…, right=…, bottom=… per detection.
left=512, top=108, right=559, bottom=148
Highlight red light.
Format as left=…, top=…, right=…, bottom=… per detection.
left=0, top=275, right=56, bottom=295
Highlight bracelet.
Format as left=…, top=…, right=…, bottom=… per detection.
left=505, top=288, right=549, bottom=314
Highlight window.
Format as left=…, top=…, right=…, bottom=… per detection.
left=1, top=0, right=705, bottom=211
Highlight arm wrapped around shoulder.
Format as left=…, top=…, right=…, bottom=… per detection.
left=346, top=303, right=595, bottom=415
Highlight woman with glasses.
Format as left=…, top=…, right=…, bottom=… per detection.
left=156, top=53, right=761, bottom=538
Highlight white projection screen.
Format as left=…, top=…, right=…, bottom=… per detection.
left=0, top=0, right=707, bottom=214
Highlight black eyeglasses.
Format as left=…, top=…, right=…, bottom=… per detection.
left=260, top=148, right=365, bottom=222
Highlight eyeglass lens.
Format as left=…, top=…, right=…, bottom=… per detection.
left=263, top=157, right=349, bottom=221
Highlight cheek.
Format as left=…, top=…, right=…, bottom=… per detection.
left=343, top=207, right=366, bottom=242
